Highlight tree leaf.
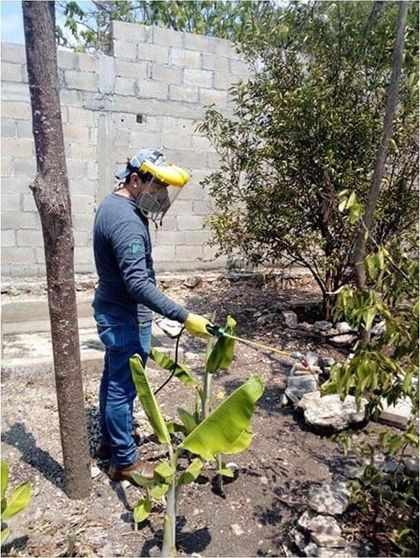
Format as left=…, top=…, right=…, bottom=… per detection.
left=129, top=354, right=171, bottom=445
left=177, top=407, right=198, bottom=434
left=178, top=458, right=203, bottom=486
left=1, top=481, right=31, bottom=520
left=149, top=482, right=169, bottom=499
left=150, top=348, right=198, bottom=388
left=1, top=460, right=9, bottom=500
left=154, top=461, right=176, bottom=483
left=206, top=316, right=237, bottom=373
left=179, top=375, right=264, bottom=460
left=1, top=527, right=10, bottom=545
left=133, top=498, right=152, bottom=523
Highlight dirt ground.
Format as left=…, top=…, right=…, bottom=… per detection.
left=0, top=274, right=398, bottom=557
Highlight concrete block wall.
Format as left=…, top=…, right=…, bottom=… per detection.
left=1, top=23, right=251, bottom=278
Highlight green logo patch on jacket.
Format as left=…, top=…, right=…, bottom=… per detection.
left=130, top=242, right=142, bottom=254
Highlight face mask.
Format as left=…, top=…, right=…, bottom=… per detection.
left=136, top=178, right=179, bottom=226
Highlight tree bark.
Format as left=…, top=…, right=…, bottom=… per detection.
left=22, top=1, right=91, bottom=499
left=353, top=1, right=409, bottom=290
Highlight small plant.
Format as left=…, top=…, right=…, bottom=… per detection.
left=129, top=316, right=264, bottom=556
left=1, top=459, right=32, bottom=547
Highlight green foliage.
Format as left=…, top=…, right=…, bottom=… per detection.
left=322, top=231, right=418, bottom=557
left=1, top=459, right=32, bottom=547
left=56, top=1, right=277, bottom=53
left=129, top=317, right=264, bottom=555
left=198, top=1, right=418, bottom=318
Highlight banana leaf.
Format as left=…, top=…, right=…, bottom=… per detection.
left=206, top=316, right=237, bottom=373
left=1, top=527, right=10, bottom=545
left=178, top=458, right=203, bottom=486
left=129, top=354, right=170, bottom=445
left=179, top=375, right=264, bottom=460
left=154, top=461, right=176, bottom=483
left=133, top=498, right=152, bottom=523
left=150, top=482, right=170, bottom=498
left=1, top=460, right=9, bottom=499
left=150, top=348, right=198, bottom=388
left=177, top=407, right=198, bottom=434
left=1, top=481, right=31, bottom=520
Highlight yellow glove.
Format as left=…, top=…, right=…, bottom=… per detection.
left=184, top=313, right=211, bottom=337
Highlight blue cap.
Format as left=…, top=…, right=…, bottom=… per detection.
left=115, top=148, right=167, bottom=181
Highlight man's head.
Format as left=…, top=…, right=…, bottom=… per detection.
left=115, top=148, right=189, bottom=223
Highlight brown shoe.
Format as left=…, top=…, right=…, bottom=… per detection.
left=96, top=444, right=112, bottom=460
left=108, top=458, right=155, bottom=485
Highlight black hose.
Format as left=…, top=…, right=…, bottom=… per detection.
left=153, top=326, right=185, bottom=395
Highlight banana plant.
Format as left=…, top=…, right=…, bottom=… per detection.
left=129, top=317, right=264, bottom=557
left=1, top=459, right=32, bottom=546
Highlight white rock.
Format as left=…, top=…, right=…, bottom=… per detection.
left=314, top=321, right=333, bottom=331
left=311, top=533, right=347, bottom=548
left=308, top=482, right=350, bottom=515
left=230, top=523, right=244, bottom=536
left=297, top=510, right=342, bottom=536
left=336, top=322, right=352, bottom=334
left=90, top=465, right=101, bottom=479
left=281, top=310, right=298, bottom=328
left=285, top=376, right=319, bottom=405
left=328, top=333, right=357, bottom=347
left=378, top=396, right=414, bottom=429
left=298, top=392, right=367, bottom=431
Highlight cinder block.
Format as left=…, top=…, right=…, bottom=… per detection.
left=178, top=182, right=205, bottom=201
left=69, top=144, right=97, bottom=160
left=152, top=26, right=183, bottom=48
left=152, top=64, right=182, bottom=83
left=169, top=84, right=198, bottom=103
left=179, top=150, right=208, bottom=169
left=78, top=52, right=98, bottom=72
left=150, top=245, right=175, bottom=261
left=68, top=107, right=97, bottom=126
left=69, top=178, right=97, bottom=196
left=74, top=230, right=92, bottom=246
left=129, top=130, right=161, bottom=147
left=158, top=215, right=177, bottom=232
left=137, top=43, right=169, bottom=64
left=214, top=71, right=236, bottom=90
left=170, top=200, right=192, bottom=215
left=113, top=40, right=137, bottom=60
left=12, top=158, right=36, bottom=176
left=86, top=161, right=98, bottom=181
left=22, top=194, right=37, bottom=212
left=1, top=43, right=26, bottom=64
left=2, top=247, right=34, bottom=264
left=1, top=230, right=16, bottom=247
left=184, top=230, right=211, bottom=244
left=58, top=49, right=78, bottom=69
left=34, top=247, right=45, bottom=264
left=16, top=120, right=33, bottom=138
left=230, top=58, right=251, bottom=77
left=1, top=193, right=21, bottom=211
left=114, top=59, right=148, bottom=78
left=89, top=127, right=98, bottom=144
left=2, top=137, right=34, bottom=158
left=64, top=126, right=90, bottom=144
left=66, top=159, right=88, bottom=179
left=1, top=119, right=16, bottom=137
left=112, top=21, right=148, bottom=42
left=73, top=213, right=95, bottom=231
left=74, top=246, right=94, bottom=265
left=176, top=215, right=203, bottom=231
left=161, top=132, right=191, bottom=150
left=137, top=80, right=168, bottom=100
left=1, top=82, right=30, bottom=102
left=1, top=157, right=12, bottom=176
left=1, top=62, right=23, bottom=82
left=200, top=88, right=228, bottom=107
left=213, top=37, right=235, bottom=56
left=65, top=70, right=98, bottom=92
left=192, top=200, right=213, bottom=216
left=154, top=231, right=185, bottom=245
left=183, top=33, right=215, bottom=53
left=169, top=48, right=200, bottom=68
left=71, top=195, right=95, bottom=214
left=2, top=177, right=32, bottom=194
left=175, top=245, right=203, bottom=260
left=17, top=229, right=43, bottom=247
left=201, top=53, right=229, bottom=73
left=114, top=77, right=136, bottom=96
left=191, top=134, right=211, bottom=151
left=183, top=69, right=213, bottom=88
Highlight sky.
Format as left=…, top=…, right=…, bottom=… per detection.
left=0, top=0, right=94, bottom=45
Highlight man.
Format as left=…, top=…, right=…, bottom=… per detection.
left=93, top=147, right=210, bottom=484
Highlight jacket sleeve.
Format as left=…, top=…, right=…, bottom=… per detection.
left=110, top=219, right=188, bottom=322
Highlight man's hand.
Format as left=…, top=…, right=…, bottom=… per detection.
left=184, top=313, right=211, bottom=337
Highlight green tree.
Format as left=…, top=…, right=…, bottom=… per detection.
left=56, top=0, right=278, bottom=53
left=197, top=1, right=418, bottom=318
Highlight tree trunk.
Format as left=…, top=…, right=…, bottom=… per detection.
left=22, top=1, right=91, bottom=499
left=353, top=1, right=409, bottom=290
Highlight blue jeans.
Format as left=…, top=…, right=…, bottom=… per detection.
left=94, top=313, right=152, bottom=468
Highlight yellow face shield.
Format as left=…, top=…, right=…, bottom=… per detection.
left=139, top=159, right=190, bottom=188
